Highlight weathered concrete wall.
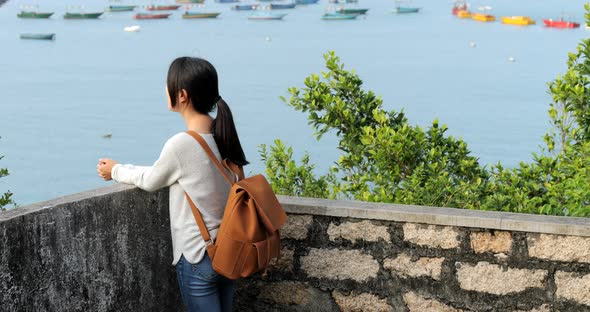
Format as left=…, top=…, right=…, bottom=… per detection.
left=0, top=184, right=181, bottom=312
left=2, top=187, right=590, bottom=311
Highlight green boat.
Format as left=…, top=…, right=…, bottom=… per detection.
left=321, top=12, right=359, bottom=20
left=17, top=11, right=54, bottom=18
left=63, top=12, right=103, bottom=19
left=20, top=33, right=55, bottom=40
left=182, top=12, right=221, bottom=18
left=393, top=7, right=420, bottom=13
left=177, top=0, right=205, bottom=3
left=336, top=8, right=368, bottom=14
left=105, top=5, right=136, bottom=12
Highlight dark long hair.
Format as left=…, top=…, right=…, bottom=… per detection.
left=167, top=57, right=249, bottom=166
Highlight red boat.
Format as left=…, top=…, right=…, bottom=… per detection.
left=146, top=5, right=181, bottom=11
left=134, top=13, right=172, bottom=19
left=452, top=0, right=468, bottom=15
left=543, top=18, right=580, bottom=28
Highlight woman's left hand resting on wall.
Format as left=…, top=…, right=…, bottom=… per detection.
left=97, top=158, right=118, bottom=181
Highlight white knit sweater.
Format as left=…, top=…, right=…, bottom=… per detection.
left=111, top=132, right=230, bottom=266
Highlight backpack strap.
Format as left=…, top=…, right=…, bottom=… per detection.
left=184, top=192, right=215, bottom=250
left=185, top=130, right=234, bottom=185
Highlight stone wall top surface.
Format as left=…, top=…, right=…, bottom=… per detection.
left=2, top=185, right=589, bottom=237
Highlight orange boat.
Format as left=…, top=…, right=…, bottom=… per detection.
left=543, top=18, right=580, bottom=28
left=134, top=13, right=171, bottom=19
left=457, top=10, right=471, bottom=18
left=146, top=5, right=181, bottom=11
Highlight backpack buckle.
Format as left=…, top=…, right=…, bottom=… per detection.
left=205, top=239, right=214, bottom=246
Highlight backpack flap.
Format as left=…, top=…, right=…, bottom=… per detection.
left=237, top=174, right=287, bottom=233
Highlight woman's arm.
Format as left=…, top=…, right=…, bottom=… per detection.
left=98, top=140, right=182, bottom=192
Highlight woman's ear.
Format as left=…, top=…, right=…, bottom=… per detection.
left=178, top=89, right=189, bottom=107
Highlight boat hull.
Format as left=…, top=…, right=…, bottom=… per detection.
left=295, top=0, right=319, bottom=4
left=248, top=13, right=287, bottom=20
left=134, top=13, right=171, bottom=19
left=105, top=6, right=136, bottom=12
left=472, top=13, right=495, bottom=22
left=270, top=3, right=297, bottom=9
left=146, top=5, right=181, bottom=11
left=177, top=0, right=205, bottom=3
left=64, top=12, right=103, bottom=19
left=232, top=4, right=259, bottom=10
left=17, top=11, right=54, bottom=18
left=20, top=33, right=55, bottom=40
left=501, top=16, right=535, bottom=25
left=394, top=7, right=420, bottom=14
left=542, top=19, right=580, bottom=28
left=322, top=13, right=358, bottom=20
left=336, top=8, right=368, bottom=14
left=182, top=12, right=221, bottom=18
left=456, top=10, right=471, bottom=18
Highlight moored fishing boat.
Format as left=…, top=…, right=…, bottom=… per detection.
left=20, top=33, right=55, bottom=40
left=501, top=16, right=535, bottom=25
left=232, top=4, right=259, bottom=10
left=393, top=7, right=420, bottom=13
left=105, top=5, right=136, bottom=12
left=134, top=13, right=171, bottom=19
left=64, top=12, right=103, bottom=19
left=270, top=3, right=296, bottom=9
left=542, top=18, right=580, bottom=28
left=295, top=0, right=319, bottom=4
left=182, top=12, right=221, bottom=18
left=471, top=6, right=494, bottom=22
left=336, top=8, right=368, bottom=14
left=146, top=5, right=181, bottom=11
left=215, top=0, right=239, bottom=3
left=322, top=12, right=358, bottom=20
left=17, top=11, right=54, bottom=18
left=248, top=12, right=287, bottom=20
left=177, top=0, right=205, bottom=3
left=456, top=10, right=471, bottom=18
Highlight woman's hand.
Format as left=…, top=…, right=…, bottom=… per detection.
left=97, top=158, right=118, bottom=181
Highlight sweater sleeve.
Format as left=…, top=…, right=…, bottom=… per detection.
left=111, top=140, right=182, bottom=192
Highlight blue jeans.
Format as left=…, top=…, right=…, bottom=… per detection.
left=175, top=253, right=235, bottom=312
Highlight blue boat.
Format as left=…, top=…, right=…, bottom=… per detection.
left=20, top=33, right=55, bottom=40
left=248, top=12, right=287, bottom=20
left=295, top=0, right=319, bottom=4
left=393, top=6, right=420, bottom=13
left=215, top=0, right=239, bottom=3
left=270, top=3, right=296, bottom=9
left=322, top=12, right=359, bottom=20
left=232, top=4, right=259, bottom=10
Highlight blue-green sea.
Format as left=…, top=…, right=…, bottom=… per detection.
left=0, top=0, right=587, bottom=205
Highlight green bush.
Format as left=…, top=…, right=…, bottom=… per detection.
left=260, top=4, right=590, bottom=217
left=0, top=137, right=14, bottom=211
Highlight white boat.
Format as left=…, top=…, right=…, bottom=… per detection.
left=124, top=25, right=141, bottom=32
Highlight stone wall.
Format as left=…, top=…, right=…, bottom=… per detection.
left=2, top=186, right=590, bottom=311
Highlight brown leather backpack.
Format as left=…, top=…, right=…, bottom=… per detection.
left=183, top=131, right=287, bottom=280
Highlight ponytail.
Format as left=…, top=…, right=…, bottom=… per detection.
left=212, top=98, right=249, bottom=166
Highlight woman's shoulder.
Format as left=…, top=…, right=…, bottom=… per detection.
left=164, top=132, right=216, bottom=155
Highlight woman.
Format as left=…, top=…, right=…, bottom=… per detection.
left=97, top=57, right=248, bottom=312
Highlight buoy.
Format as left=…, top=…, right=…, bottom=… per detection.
left=124, top=25, right=141, bottom=32
left=469, top=42, right=476, bottom=48
left=508, top=57, right=515, bottom=62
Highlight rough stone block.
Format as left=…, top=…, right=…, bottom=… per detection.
left=300, top=248, right=379, bottom=282
left=527, top=233, right=590, bottom=263
left=470, top=231, right=512, bottom=254
left=282, top=214, right=313, bottom=240
left=327, top=220, right=390, bottom=243
left=513, top=304, right=551, bottom=312
left=269, top=248, right=294, bottom=272
left=403, top=223, right=460, bottom=249
left=332, top=291, right=393, bottom=312
left=555, top=271, right=590, bottom=306
left=258, top=281, right=333, bottom=309
left=403, top=291, right=461, bottom=312
left=383, top=253, right=444, bottom=280
left=455, top=261, right=547, bottom=295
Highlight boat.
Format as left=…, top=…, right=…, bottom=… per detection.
left=20, top=33, right=55, bottom=40
left=322, top=12, right=358, bottom=20
left=501, top=16, right=535, bottom=25
left=471, top=6, right=494, bottom=22
left=123, top=25, right=141, bottom=32
left=216, top=0, right=239, bottom=3
left=63, top=12, right=103, bottom=19
left=452, top=0, right=467, bottom=15
left=329, top=0, right=357, bottom=3
left=456, top=10, right=471, bottom=18
left=177, top=0, right=205, bottom=3
left=393, top=7, right=420, bottom=13
left=17, top=11, right=54, bottom=18
left=134, top=13, right=171, bottom=19
left=232, top=4, right=259, bottom=10
left=336, top=8, right=368, bottom=14
left=295, top=0, right=319, bottom=4
left=270, top=3, right=296, bottom=9
left=146, top=5, right=181, bottom=11
left=105, top=5, right=136, bottom=12
left=248, top=12, right=287, bottom=20
left=182, top=12, right=221, bottom=18
left=542, top=18, right=580, bottom=28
